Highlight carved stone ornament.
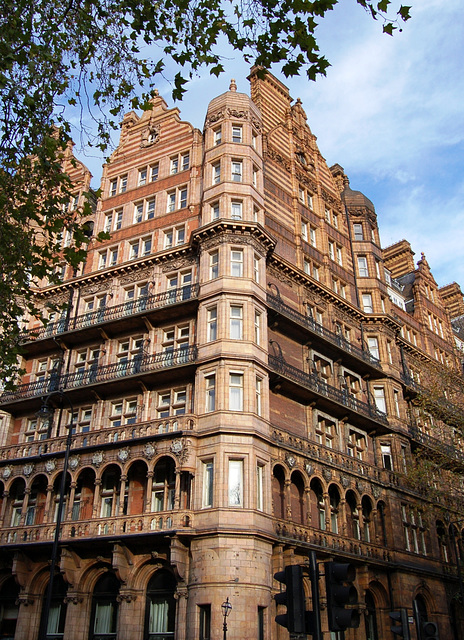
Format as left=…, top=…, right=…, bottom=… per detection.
left=16, top=596, right=34, bottom=606
left=322, top=468, right=332, bottom=482
left=91, top=451, right=105, bottom=468
left=161, top=256, right=196, bottom=273
left=356, top=480, right=365, bottom=494
left=2, top=465, right=12, bottom=479
left=143, top=443, right=156, bottom=460
left=117, top=447, right=130, bottom=463
left=372, top=485, right=382, bottom=499
left=81, top=281, right=111, bottom=297
left=305, top=463, right=313, bottom=476
left=251, top=116, right=262, bottom=133
left=45, top=459, right=56, bottom=474
left=286, top=454, right=296, bottom=468
left=140, top=124, right=160, bottom=148
left=266, top=146, right=291, bottom=172
left=23, top=463, right=34, bottom=477
left=68, top=455, right=80, bottom=471
left=170, top=440, right=183, bottom=455
left=119, top=267, right=154, bottom=285
left=227, top=108, right=248, bottom=119
left=205, top=109, right=224, bottom=127
left=340, top=474, right=350, bottom=488
left=321, top=188, right=342, bottom=212
left=117, top=593, right=137, bottom=603
left=64, top=595, right=83, bottom=605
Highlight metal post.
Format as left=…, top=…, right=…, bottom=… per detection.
left=37, top=391, right=74, bottom=640
left=309, top=551, right=323, bottom=640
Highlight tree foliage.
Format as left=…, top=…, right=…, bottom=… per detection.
left=0, top=0, right=411, bottom=385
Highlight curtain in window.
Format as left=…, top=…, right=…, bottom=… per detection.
left=149, top=599, right=169, bottom=633
left=94, top=602, right=115, bottom=634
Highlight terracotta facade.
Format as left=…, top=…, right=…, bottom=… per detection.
left=0, top=70, right=463, bottom=640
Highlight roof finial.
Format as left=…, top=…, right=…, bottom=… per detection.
left=229, top=79, right=237, bottom=92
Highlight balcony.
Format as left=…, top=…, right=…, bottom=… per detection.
left=409, top=423, right=464, bottom=471
left=268, top=353, right=389, bottom=431
left=267, top=292, right=383, bottom=378
left=21, top=285, right=199, bottom=352
left=0, top=510, right=194, bottom=547
left=0, top=346, right=198, bottom=411
left=402, top=373, right=464, bottom=430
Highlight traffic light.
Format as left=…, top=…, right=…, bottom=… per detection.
left=324, top=561, right=360, bottom=632
left=274, top=564, right=306, bottom=633
left=421, top=621, right=439, bottom=640
left=389, top=609, right=410, bottom=640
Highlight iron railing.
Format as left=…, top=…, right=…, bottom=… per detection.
left=0, top=346, right=197, bottom=404
left=21, top=285, right=199, bottom=342
left=268, top=353, right=388, bottom=426
left=267, top=292, right=382, bottom=370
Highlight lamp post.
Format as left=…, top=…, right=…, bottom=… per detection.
left=37, top=390, right=75, bottom=640
left=221, top=597, right=232, bottom=640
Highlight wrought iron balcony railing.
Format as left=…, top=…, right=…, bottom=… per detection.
left=0, top=346, right=197, bottom=404
left=269, top=353, right=389, bottom=426
left=409, top=423, right=464, bottom=467
left=22, top=285, right=199, bottom=342
left=267, top=292, right=382, bottom=370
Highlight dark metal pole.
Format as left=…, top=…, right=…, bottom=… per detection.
left=38, top=391, right=74, bottom=640
left=309, top=550, right=323, bottom=640
left=450, top=524, right=464, bottom=608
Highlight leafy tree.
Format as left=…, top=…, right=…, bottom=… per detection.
left=0, top=0, right=411, bottom=386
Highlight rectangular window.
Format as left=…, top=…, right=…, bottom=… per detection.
left=394, top=389, right=401, bottom=417
left=207, top=307, right=217, bottom=342
left=362, top=294, right=373, bottom=313
left=328, top=241, right=335, bottom=261
left=336, top=246, right=343, bottom=266
left=209, top=251, right=219, bottom=279
left=232, top=125, right=242, bottom=143
left=205, top=375, right=216, bottom=412
left=333, top=213, right=338, bottom=229
left=130, top=241, right=139, bottom=260
left=229, top=460, right=243, bottom=506
left=256, top=377, right=262, bottom=417
left=170, top=156, right=179, bottom=175
left=211, top=201, right=220, bottom=220
left=199, top=605, right=211, bottom=640
left=119, top=175, right=127, bottom=193
left=253, top=255, right=260, bottom=283
left=256, top=464, right=264, bottom=510
left=134, top=202, right=144, bottom=224
left=252, top=166, right=258, bottom=187
left=110, top=179, right=117, bottom=197
left=310, top=226, right=316, bottom=247
left=232, top=160, right=242, bottom=182
left=231, top=201, right=242, bottom=220
left=229, top=373, right=244, bottom=411
left=254, top=311, right=261, bottom=344
left=104, top=213, right=113, bottom=234
left=181, top=152, right=190, bottom=171
left=202, top=461, right=214, bottom=507
left=167, top=191, right=176, bottom=213
left=301, top=221, right=308, bottom=242
left=230, top=306, right=243, bottom=340
left=381, top=443, right=393, bottom=470
left=142, top=236, right=152, bottom=256
left=353, top=223, right=363, bottom=241
left=357, top=256, right=369, bottom=277
left=212, top=162, right=221, bottom=184
left=138, top=168, right=147, bottom=186
left=214, top=127, right=222, bottom=146
left=367, top=337, right=379, bottom=359
left=115, top=210, right=123, bottom=230
left=374, top=387, right=387, bottom=414
left=299, top=187, right=305, bottom=204
left=179, top=187, right=187, bottom=209
left=325, top=208, right=331, bottom=223
left=231, top=249, right=243, bottom=277
left=150, top=163, right=159, bottom=182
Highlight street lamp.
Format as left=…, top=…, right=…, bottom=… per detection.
left=36, top=390, right=75, bottom=640
left=221, top=597, right=232, bottom=640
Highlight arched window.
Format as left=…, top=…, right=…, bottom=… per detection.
left=436, top=520, right=449, bottom=562
left=90, top=573, right=120, bottom=640
left=376, top=501, right=388, bottom=546
left=145, top=571, right=176, bottom=639
left=346, top=491, right=360, bottom=540
left=100, top=466, right=122, bottom=518
left=51, top=472, right=71, bottom=523
left=0, top=577, right=19, bottom=639
left=41, top=575, right=68, bottom=639
left=127, top=461, right=148, bottom=515
left=364, top=590, right=378, bottom=640
left=72, top=468, right=96, bottom=521
left=328, top=485, right=340, bottom=534
left=151, top=458, right=175, bottom=512
left=362, top=496, right=373, bottom=543
left=8, top=478, right=25, bottom=527
left=271, top=466, right=285, bottom=520
left=414, top=594, right=428, bottom=629
left=290, top=472, right=305, bottom=524
left=310, top=479, right=325, bottom=530
left=26, top=475, right=48, bottom=525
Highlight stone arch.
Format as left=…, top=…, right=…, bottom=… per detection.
left=328, top=483, right=341, bottom=534
left=72, top=467, right=97, bottom=521
left=289, top=470, right=306, bottom=525
left=144, top=568, right=177, bottom=640
left=126, top=459, right=149, bottom=516
left=309, top=477, right=325, bottom=530
left=26, top=473, right=48, bottom=526
left=345, top=489, right=361, bottom=540
left=361, top=495, right=374, bottom=543
left=271, top=464, right=286, bottom=520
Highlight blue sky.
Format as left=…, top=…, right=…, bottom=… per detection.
left=76, top=0, right=464, bottom=290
